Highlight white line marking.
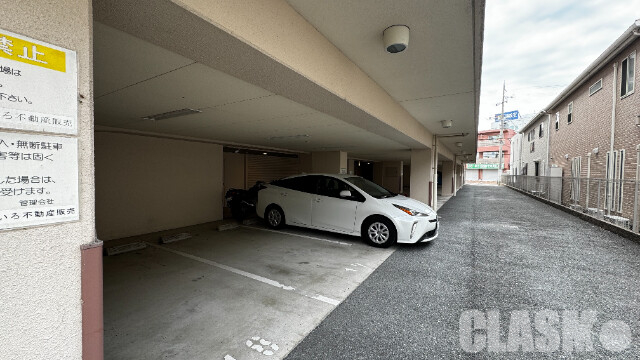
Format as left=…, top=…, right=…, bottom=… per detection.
left=147, top=242, right=294, bottom=290
left=311, top=295, right=340, bottom=306
left=224, top=355, right=236, bottom=360
left=147, top=242, right=340, bottom=306
left=241, top=225, right=352, bottom=246
left=345, top=268, right=357, bottom=272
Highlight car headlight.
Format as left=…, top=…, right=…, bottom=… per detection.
left=393, top=204, right=428, bottom=216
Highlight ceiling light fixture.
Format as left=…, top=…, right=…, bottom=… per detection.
left=383, top=25, right=409, bottom=53
left=268, top=134, right=310, bottom=140
left=142, top=108, right=201, bottom=121
left=455, top=142, right=463, bottom=147
left=440, top=120, right=453, bottom=128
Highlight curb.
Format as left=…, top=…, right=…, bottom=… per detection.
left=504, top=185, right=640, bottom=244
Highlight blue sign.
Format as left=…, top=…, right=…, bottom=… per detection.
left=495, top=110, right=519, bottom=122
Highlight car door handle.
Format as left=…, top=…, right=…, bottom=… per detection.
left=281, top=192, right=288, bottom=197
left=314, top=198, right=321, bottom=203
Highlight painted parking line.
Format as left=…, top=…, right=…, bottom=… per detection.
left=241, top=225, right=353, bottom=246
left=146, top=242, right=340, bottom=306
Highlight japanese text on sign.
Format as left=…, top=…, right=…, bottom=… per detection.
left=0, top=28, right=77, bottom=135
left=0, top=131, right=78, bottom=229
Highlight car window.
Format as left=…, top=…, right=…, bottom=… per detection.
left=343, top=176, right=396, bottom=199
left=317, top=176, right=365, bottom=201
left=272, top=175, right=318, bottom=194
left=272, top=176, right=304, bottom=191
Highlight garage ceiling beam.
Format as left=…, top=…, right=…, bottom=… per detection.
left=93, top=0, right=435, bottom=150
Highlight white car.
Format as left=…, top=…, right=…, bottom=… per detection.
left=256, top=174, right=439, bottom=247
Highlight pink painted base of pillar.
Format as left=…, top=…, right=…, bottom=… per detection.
left=81, top=240, right=103, bottom=360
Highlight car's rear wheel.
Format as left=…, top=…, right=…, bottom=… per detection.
left=265, top=205, right=285, bottom=229
left=362, top=217, right=397, bottom=248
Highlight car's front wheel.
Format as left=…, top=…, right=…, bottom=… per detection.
left=265, top=205, right=285, bottom=229
left=362, top=217, right=397, bottom=248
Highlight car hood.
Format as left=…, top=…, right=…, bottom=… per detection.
left=378, top=195, right=436, bottom=215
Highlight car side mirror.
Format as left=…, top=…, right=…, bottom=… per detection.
left=339, top=190, right=352, bottom=198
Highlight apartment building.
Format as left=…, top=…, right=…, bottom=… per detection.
left=509, top=133, right=522, bottom=175
left=466, top=128, right=515, bottom=182
left=512, top=19, right=640, bottom=227
left=517, top=114, right=551, bottom=176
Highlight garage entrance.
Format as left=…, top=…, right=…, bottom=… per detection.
left=89, top=1, right=480, bottom=359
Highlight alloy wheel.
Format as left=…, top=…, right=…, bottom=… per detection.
left=368, top=222, right=390, bottom=244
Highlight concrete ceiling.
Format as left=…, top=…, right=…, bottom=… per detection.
left=93, top=0, right=483, bottom=162
left=94, top=22, right=410, bottom=160
left=286, top=0, right=483, bottom=157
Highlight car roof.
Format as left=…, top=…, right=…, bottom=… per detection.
left=283, top=173, right=357, bottom=179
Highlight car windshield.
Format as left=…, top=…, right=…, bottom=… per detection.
left=344, top=177, right=396, bottom=199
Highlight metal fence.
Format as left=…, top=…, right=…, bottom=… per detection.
left=502, top=175, right=640, bottom=233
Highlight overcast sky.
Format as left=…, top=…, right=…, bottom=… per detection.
left=479, top=0, right=640, bottom=130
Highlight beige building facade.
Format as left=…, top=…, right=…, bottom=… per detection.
left=0, top=1, right=484, bottom=358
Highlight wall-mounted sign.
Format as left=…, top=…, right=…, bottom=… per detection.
left=0, top=132, right=79, bottom=229
left=0, top=28, right=77, bottom=135
left=494, top=110, right=519, bottom=122
left=466, top=163, right=504, bottom=170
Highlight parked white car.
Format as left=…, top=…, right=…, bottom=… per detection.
left=256, top=174, right=439, bottom=247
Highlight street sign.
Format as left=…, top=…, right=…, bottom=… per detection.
left=0, top=132, right=79, bottom=229
left=466, top=163, right=504, bottom=170
left=494, top=110, right=519, bottom=122
left=0, top=28, right=78, bottom=135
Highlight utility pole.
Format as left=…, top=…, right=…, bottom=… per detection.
left=496, top=81, right=508, bottom=185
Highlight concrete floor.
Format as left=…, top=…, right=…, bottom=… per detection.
left=103, top=223, right=395, bottom=360
left=103, top=195, right=456, bottom=360
left=436, top=194, right=453, bottom=210
left=286, top=185, right=640, bottom=359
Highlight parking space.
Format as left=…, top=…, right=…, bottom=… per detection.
left=103, top=222, right=394, bottom=360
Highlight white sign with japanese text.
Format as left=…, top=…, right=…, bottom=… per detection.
left=0, top=28, right=77, bottom=135
left=0, top=132, right=79, bottom=229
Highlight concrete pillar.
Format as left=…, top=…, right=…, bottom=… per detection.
left=0, top=1, right=96, bottom=359
left=311, top=151, right=347, bottom=174
left=382, top=161, right=404, bottom=193
left=410, top=149, right=433, bottom=205
left=441, top=161, right=454, bottom=196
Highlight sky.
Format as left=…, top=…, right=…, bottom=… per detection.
left=479, top=0, right=640, bottom=130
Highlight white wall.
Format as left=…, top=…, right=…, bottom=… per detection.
left=311, top=151, right=347, bottom=174
left=0, top=1, right=94, bottom=358
left=95, top=132, right=223, bottom=240
left=520, top=116, right=550, bottom=176
left=510, top=133, right=522, bottom=175
left=224, top=152, right=246, bottom=191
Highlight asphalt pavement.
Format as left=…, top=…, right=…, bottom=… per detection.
left=285, top=185, right=640, bottom=359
